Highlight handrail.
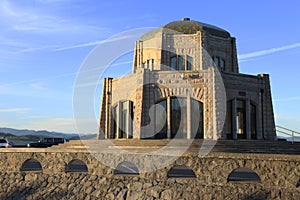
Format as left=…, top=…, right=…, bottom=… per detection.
left=276, top=125, right=300, bottom=144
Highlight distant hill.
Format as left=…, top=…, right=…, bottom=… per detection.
left=0, top=127, right=97, bottom=146
left=0, top=127, right=75, bottom=139
left=0, top=127, right=96, bottom=140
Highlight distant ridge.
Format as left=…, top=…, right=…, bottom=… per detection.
left=0, top=127, right=96, bottom=140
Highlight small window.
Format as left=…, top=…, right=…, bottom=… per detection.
left=54, top=138, right=65, bottom=143
left=0, top=139, right=7, bottom=143
left=228, top=168, right=260, bottom=182
left=178, top=56, right=184, bottom=70
left=114, top=161, right=139, bottom=175
left=167, top=165, right=196, bottom=178
left=21, top=159, right=42, bottom=172
left=65, top=159, right=88, bottom=173
left=150, top=59, right=154, bottom=70
left=170, top=56, right=177, bottom=70
left=297, top=179, right=300, bottom=187
left=186, top=56, right=193, bottom=70
left=220, top=58, right=225, bottom=69
left=213, top=56, right=220, bottom=67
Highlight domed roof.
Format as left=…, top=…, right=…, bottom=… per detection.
left=140, top=18, right=231, bottom=41
left=163, top=18, right=230, bottom=38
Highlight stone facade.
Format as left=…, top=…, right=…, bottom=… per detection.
left=0, top=149, right=299, bottom=199
left=98, top=18, right=276, bottom=140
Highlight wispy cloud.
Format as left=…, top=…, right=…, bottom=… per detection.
left=21, top=115, right=48, bottom=119
left=54, top=40, right=103, bottom=51
left=0, top=108, right=30, bottom=113
left=1, top=60, right=132, bottom=89
left=14, top=47, right=53, bottom=54
left=4, top=33, right=135, bottom=54
left=239, top=43, right=300, bottom=60
left=0, top=0, right=99, bottom=33
left=0, top=0, right=21, bottom=17
left=54, top=35, right=136, bottom=51
left=0, top=0, right=110, bottom=55
left=29, top=82, right=46, bottom=90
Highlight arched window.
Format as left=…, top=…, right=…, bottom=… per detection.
left=65, top=159, right=88, bottom=173
left=114, top=161, right=139, bottom=175
left=228, top=168, right=260, bottom=182
left=167, top=165, right=196, bottom=178
left=21, top=159, right=42, bottom=172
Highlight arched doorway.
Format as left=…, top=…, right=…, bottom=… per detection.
left=191, top=98, right=204, bottom=139
left=111, top=100, right=134, bottom=139
left=154, top=97, right=203, bottom=139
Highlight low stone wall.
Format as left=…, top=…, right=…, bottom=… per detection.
left=0, top=150, right=299, bottom=199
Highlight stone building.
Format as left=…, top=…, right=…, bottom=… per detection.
left=98, top=18, right=276, bottom=140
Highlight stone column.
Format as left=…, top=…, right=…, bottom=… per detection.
left=246, top=99, right=251, bottom=139
left=116, top=101, right=121, bottom=139
left=167, top=96, right=171, bottom=139
left=187, top=95, right=191, bottom=139
left=127, top=101, right=133, bottom=139
left=232, top=98, right=237, bottom=140
left=257, top=91, right=263, bottom=139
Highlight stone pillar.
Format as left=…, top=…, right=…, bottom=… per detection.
left=187, top=95, right=191, bottom=139
left=116, top=101, right=121, bottom=139
left=232, top=98, right=237, bottom=140
left=98, top=78, right=112, bottom=140
left=167, top=96, right=171, bottom=139
left=246, top=99, right=251, bottom=139
left=133, top=69, right=144, bottom=139
left=257, top=91, right=263, bottom=140
left=127, top=101, right=133, bottom=139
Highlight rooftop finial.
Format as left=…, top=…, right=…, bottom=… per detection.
left=182, top=18, right=190, bottom=21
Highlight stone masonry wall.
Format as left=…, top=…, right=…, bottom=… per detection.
left=0, top=150, right=299, bottom=199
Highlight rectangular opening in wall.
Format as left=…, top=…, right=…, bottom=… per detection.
left=155, top=100, right=167, bottom=139
left=251, top=103, right=257, bottom=139
left=239, top=91, right=246, bottom=96
left=236, top=100, right=246, bottom=139
left=226, top=100, right=233, bottom=139
left=170, top=56, right=177, bottom=70
left=178, top=55, right=184, bottom=70
left=186, top=56, right=193, bottom=70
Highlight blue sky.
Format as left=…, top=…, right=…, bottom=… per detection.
left=0, top=0, right=300, bottom=134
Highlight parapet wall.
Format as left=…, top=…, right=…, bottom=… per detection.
left=0, top=148, right=299, bottom=200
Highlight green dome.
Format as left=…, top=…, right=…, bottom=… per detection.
left=163, top=18, right=230, bottom=38
left=140, top=18, right=231, bottom=41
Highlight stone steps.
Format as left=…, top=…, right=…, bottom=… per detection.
left=52, top=139, right=300, bottom=155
